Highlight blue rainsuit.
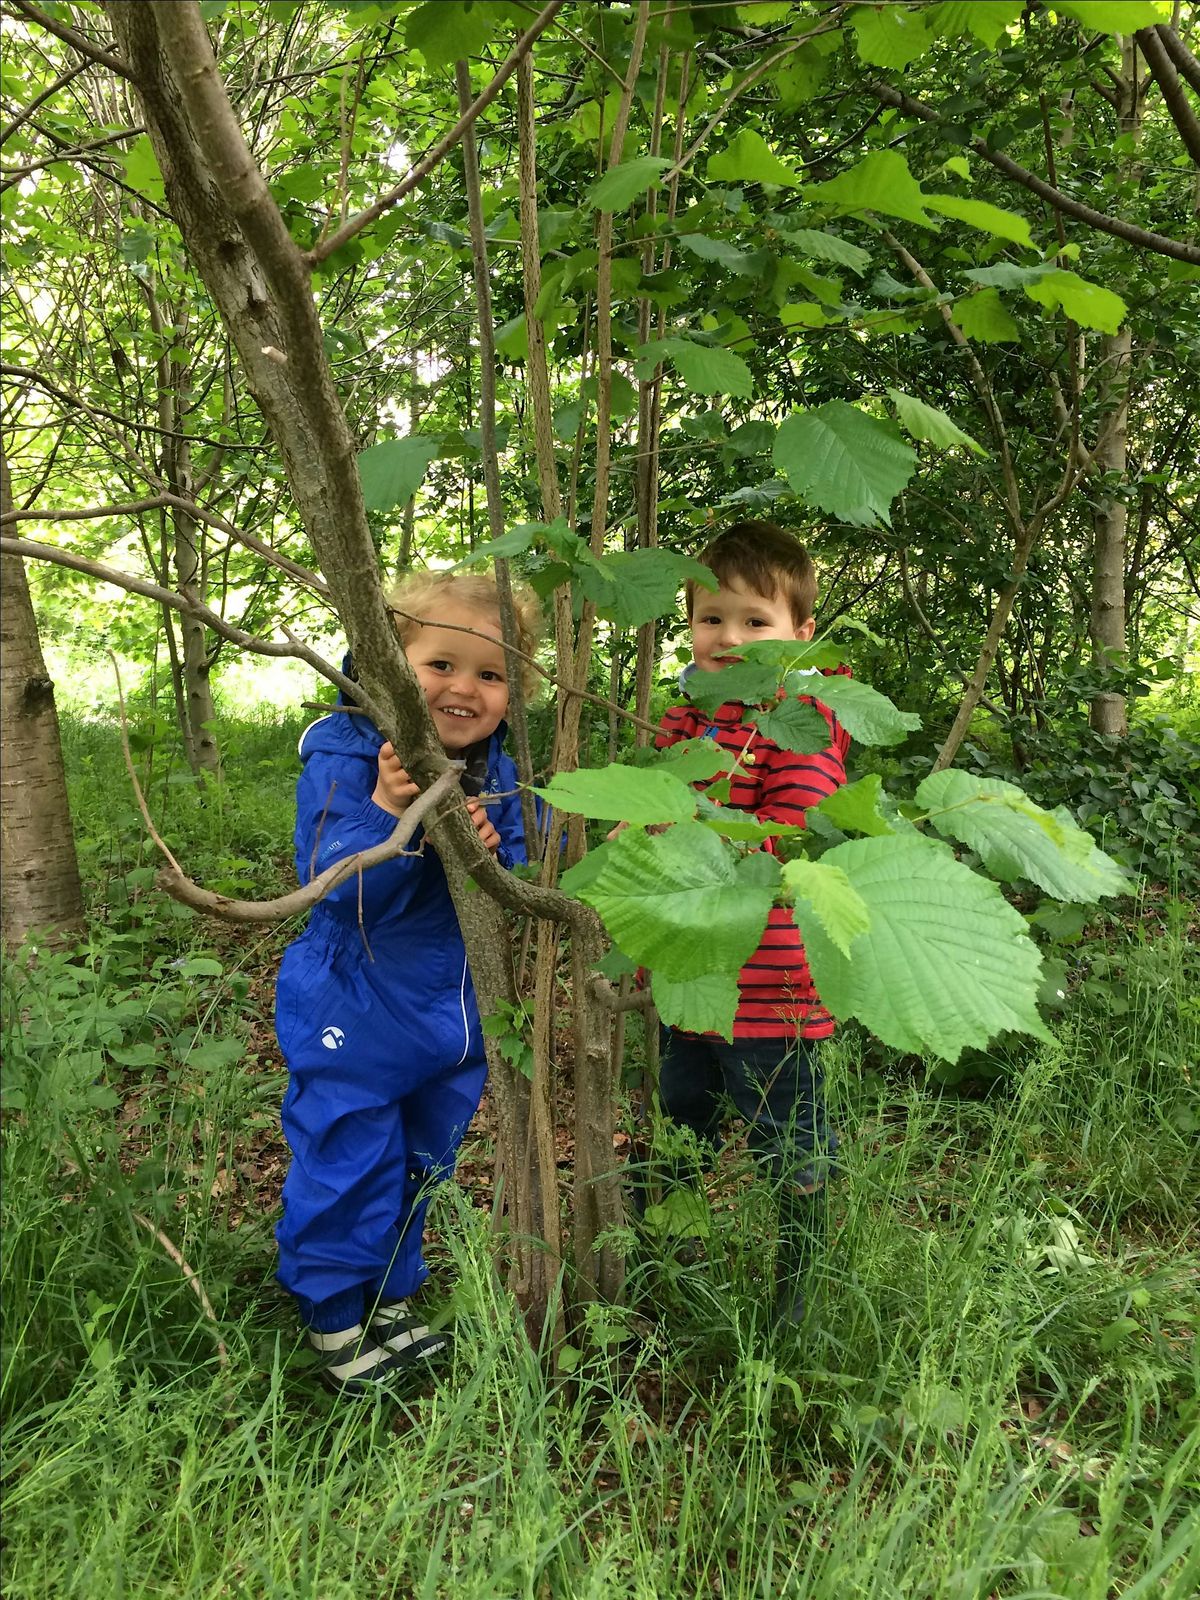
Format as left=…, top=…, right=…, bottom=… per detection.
left=274, top=701, right=527, bottom=1322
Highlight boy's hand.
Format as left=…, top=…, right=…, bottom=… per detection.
left=605, top=820, right=630, bottom=842
left=373, top=741, right=420, bottom=816
left=466, top=796, right=501, bottom=854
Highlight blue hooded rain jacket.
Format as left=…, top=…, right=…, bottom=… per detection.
left=274, top=703, right=527, bottom=1310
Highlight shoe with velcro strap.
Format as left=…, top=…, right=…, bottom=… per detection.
left=306, top=1323, right=428, bottom=1397
left=368, top=1298, right=449, bottom=1362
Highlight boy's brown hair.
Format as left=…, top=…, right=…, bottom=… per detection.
left=385, top=570, right=542, bottom=698
left=685, top=520, right=818, bottom=628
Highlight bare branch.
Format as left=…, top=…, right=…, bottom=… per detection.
left=306, top=0, right=566, bottom=268
left=867, top=79, right=1200, bottom=265
left=9, top=0, right=140, bottom=85
left=0, top=533, right=363, bottom=707
left=156, top=770, right=461, bottom=923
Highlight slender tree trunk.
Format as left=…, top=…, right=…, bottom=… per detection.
left=0, top=447, right=86, bottom=950
left=1088, top=38, right=1140, bottom=737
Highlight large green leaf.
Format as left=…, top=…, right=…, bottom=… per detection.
left=406, top=1, right=497, bottom=70
left=850, top=3, right=936, bottom=68
left=804, top=674, right=921, bottom=747
left=574, top=824, right=778, bottom=981
left=929, top=2, right=1024, bottom=47
left=679, top=234, right=760, bottom=274
left=783, top=858, right=871, bottom=957
left=655, top=338, right=755, bottom=398
left=357, top=436, right=439, bottom=513
left=801, top=836, right=1053, bottom=1062
left=587, top=157, right=672, bottom=212
left=706, top=128, right=802, bottom=187
left=773, top=402, right=917, bottom=527
left=694, top=797, right=806, bottom=843
left=533, top=766, right=697, bottom=827
left=1023, top=269, right=1127, bottom=334
left=806, top=151, right=935, bottom=229
left=887, top=389, right=986, bottom=456
left=651, top=739, right=732, bottom=785
left=777, top=227, right=871, bottom=276
left=1058, top=2, right=1170, bottom=30
left=923, top=194, right=1035, bottom=249
left=577, top=548, right=716, bottom=629
left=955, top=288, right=1021, bottom=343
left=816, top=774, right=895, bottom=837
left=652, top=972, right=740, bottom=1039
left=750, top=697, right=834, bottom=754
left=915, top=770, right=1132, bottom=900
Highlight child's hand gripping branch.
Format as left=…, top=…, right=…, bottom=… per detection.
left=374, top=742, right=501, bottom=853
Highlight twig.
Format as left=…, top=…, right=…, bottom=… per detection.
left=306, top=0, right=566, bottom=267
left=9, top=0, right=140, bottom=85
left=131, top=1212, right=229, bottom=1370
left=109, top=651, right=184, bottom=876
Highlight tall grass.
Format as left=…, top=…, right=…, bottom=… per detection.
left=2, top=713, right=1197, bottom=1598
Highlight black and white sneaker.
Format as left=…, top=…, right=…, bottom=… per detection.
left=368, top=1299, right=449, bottom=1363
left=306, top=1323, right=417, bottom=1396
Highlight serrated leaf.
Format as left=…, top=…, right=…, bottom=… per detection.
left=685, top=660, right=780, bottom=713
left=577, top=547, right=717, bottom=629
left=776, top=42, right=835, bottom=107
left=773, top=402, right=917, bottom=527
left=805, top=674, right=921, bottom=747
left=653, top=739, right=731, bottom=784
left=574, top=823, right=777, bottom=980
left=780, top=301, right=840, bottom=329
left=887, top=389, right=986, bottom=456
left=1057, top=2, right=1170, bottom=31
left=964, top=261, right=1053, bottom=290
left=850, top=2, right=936, bottom=68
left=694, top=795, right=806, bottom=843
left=357, top=436, right=439, bottom=513
left=706, top=128, right=802, bottom=187
left=783, top=859, right=871, bottom=957
left=587, top=157, right=672, bottom=212
left=802, top=835, right=1053, bottom=1062
left=658, top=338, right=755, bottom=398
left=123, top=135, right=165, bottom=204
left=1023, top=269, right=1127, bottom=334
left=816, top=774, right=895, bottom=837
left=679, top=233, right=759, bottom=273
left=915, top=770, right=1132, bottom=900
left=923, top=193, right=1034, bottom=249
left=533, top=766, right=696, bottom=826
left=929, top=1, right=1024, bottom=46
left=651, top=971, right=740, bottom=1039
left=779, top=227, right=871, bottom=275
left=806, top=150, right=935, bottom=228
left=750, top=698, right=833, bottom=754
left=406, top=0, right=497, bottom=70
left=955, top=287, right=1021, bottom=343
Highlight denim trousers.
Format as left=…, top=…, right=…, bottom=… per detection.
left=656, top=1027, right=837, bottom=1191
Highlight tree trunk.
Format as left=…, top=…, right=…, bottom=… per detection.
left=0, top=448, right=86, bottom=950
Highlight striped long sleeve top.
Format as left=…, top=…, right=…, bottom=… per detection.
left=656, top=667, right=851, bottom=1041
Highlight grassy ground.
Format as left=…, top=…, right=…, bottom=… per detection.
left=2, top=714, right=1197, bottom=1599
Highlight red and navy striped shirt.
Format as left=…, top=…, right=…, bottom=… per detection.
left=656, top=666, right=851, bottom=1041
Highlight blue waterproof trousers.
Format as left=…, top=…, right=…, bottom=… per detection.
left=275, top=921, right=486, bottom=1326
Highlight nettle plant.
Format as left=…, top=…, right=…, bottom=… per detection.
left=530, top=628, right=1130, bottom=1065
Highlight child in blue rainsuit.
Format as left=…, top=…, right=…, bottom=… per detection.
left=275, top=571, right=540, bottom=1395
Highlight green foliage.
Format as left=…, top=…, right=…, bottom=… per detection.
left=773, top=404, right=917, bottom=527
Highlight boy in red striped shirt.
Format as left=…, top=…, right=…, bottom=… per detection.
left=650, top=520, right=850, bottom=1325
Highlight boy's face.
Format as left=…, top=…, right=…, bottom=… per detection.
left=405, top=602, right=510, bottom=751
left=690, top=577, right=815, bottom=673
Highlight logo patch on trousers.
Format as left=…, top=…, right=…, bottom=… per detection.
left=321, top=1026, right=345, bottom=1050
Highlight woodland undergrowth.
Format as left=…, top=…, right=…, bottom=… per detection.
left=2, top=712, right=1197, bottom=1599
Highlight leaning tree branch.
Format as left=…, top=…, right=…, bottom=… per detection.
left=1135, top=25, right=1200, bottom=167
left=0, top=533, right=366, bottom=711
left=867, top=79, right=1200, bottom=265
left=1, top=494, right=330, bottom=599
left=156, top=769, right=462, bottom=923
left=306, top=0, right=566, bottom=268
left=9, top=0, right=140, bottom=85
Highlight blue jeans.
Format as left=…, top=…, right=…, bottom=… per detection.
left=657, top=1029, right=837, bottom=1190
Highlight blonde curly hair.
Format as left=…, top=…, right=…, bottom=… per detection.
left=386, top=570, right=543, bottom=699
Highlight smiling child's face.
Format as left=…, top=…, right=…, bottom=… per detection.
left=405, top=602, right=510, bottom=751
left=689, top=577, right=815, bottom=673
